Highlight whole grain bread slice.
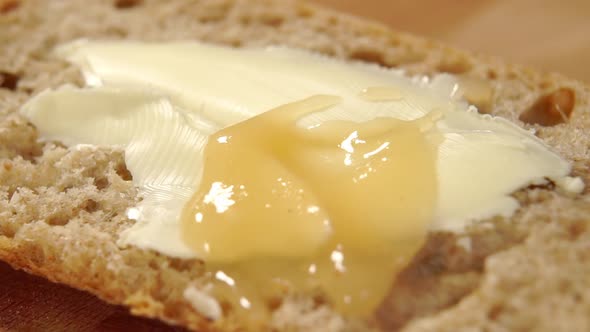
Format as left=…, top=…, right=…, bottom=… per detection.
left=1, top=0, right=589, bottom=331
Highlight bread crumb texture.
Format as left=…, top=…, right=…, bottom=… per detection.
left=1, top=0, right=589, bottom=331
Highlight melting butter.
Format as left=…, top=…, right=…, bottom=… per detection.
left=50, top=41, right=578, bottom=233
left=19, top=40, right=584, bottom=321
left=22, top=40, right=581, bottom=253
left=183, top=95, right=439, bottom=316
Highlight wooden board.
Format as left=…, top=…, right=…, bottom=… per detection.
left=0, top=261, right=186, bottom=332
left=2, top=1, right=589, bottom=331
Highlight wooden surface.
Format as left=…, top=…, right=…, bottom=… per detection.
left=0, top=262, right=185, bottom=332
left=2, top=1, right=589, bottom=331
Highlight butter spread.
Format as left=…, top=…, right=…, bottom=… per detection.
left=19, top=40, right=584, bottom=319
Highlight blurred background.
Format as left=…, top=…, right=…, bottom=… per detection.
left=312, top=0, right=590, bottom=82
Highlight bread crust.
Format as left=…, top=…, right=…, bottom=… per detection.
left=1, top=0, right=589, bottom=331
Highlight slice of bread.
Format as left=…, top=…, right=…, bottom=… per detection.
left=1, top=0, right=589, bottom=331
